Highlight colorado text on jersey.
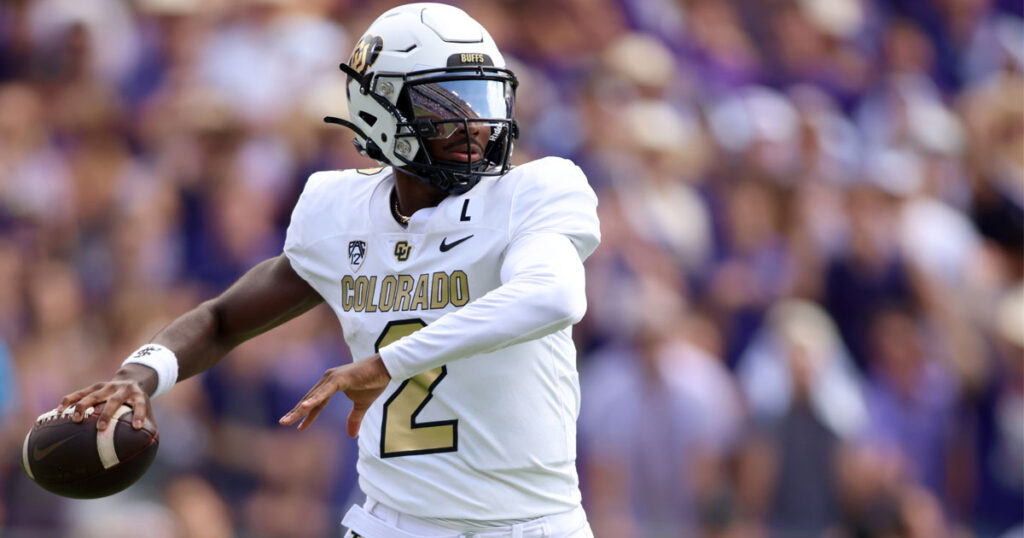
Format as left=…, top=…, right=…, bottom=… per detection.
left=339, top=271, right=470, bottom=312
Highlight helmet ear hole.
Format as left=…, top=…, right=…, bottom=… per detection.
left=358, top=111, right=378, bottom=127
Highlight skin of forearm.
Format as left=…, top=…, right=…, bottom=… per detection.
left=118, top=255, right=324, bottom=389
left=104, top=302, right=239, bottom=395
left=151, top=301, right=240, bottom=381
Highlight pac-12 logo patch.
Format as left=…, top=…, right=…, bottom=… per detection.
left=348, top=240, right=367, bottom=272
left=394, top=240, right=412, bottom=262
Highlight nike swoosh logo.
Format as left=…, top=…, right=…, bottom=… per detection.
left=439, top=235, right=474, bottom=252
left=32, top=431, right=85, bottom=461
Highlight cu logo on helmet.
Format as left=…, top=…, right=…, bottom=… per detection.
left=350, top=35, right=384, bottom=75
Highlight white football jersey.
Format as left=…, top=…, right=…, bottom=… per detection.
left=283, top=157, right=600, bottom=521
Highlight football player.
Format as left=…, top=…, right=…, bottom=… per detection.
left=57, top=3, right=600, bottom=536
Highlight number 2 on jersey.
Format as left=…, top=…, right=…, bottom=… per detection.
left=375, top=319, right=458, bottom=458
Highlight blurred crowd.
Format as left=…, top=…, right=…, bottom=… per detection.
left=0, top=0, right=1021, bottom=537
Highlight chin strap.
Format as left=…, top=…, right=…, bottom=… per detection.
left=321, top=115, right=471, bottom=193
left=323, top=115, right=363, bottom=135
left=323, top=116, right=387, bottom=162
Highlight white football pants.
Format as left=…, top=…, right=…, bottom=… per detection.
left=342, top=497, right=594, bottom=538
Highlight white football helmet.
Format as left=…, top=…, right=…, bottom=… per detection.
left=326, top=3, right=519, bottom=194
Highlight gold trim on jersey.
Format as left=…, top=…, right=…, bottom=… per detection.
left=340, top=271, right=470, bottom=312
left=356, top=166, right=386, bottom=175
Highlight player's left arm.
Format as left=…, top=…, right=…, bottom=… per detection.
left=283, top=158, right=600, bottom=434
left=281, top=233, right=588, bottom=436
left=376, top=158, right=600, bottom=381
left=377, top=231, right=590, bottom=381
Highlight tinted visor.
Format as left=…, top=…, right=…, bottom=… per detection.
left=406, top=79, right=512, bottom=140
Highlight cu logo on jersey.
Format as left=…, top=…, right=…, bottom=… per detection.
left=394, top=241, right=412, bottom=262
left=348, top=240, right=366, bottom=272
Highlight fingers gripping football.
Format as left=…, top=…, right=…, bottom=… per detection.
left=57, top=383, right=104, bottom=415
left=58, top=380, right=151, bottom=431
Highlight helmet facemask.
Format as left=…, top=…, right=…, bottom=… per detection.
left=393, top=68, right=518, bottom=194
left=327, top=65, right=519, bottom=195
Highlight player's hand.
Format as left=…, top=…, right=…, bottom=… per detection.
left=279, top=354, right=392, bottom=437
left=57, top=378, right=152, bottom=432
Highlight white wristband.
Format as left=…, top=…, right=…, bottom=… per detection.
left=121, top=344, right=178, bottom=397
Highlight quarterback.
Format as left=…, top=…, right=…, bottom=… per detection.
left=57, top=3, right=599, bottom=537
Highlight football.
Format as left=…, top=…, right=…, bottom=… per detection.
left=21, top=403, right=159, bottom=499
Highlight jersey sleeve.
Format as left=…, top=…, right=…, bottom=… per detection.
left=379, top=232, right=587, bottom=381
left=508, top=157, right=601, bottom=261
left=378, top=158, right=602, bottom=381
